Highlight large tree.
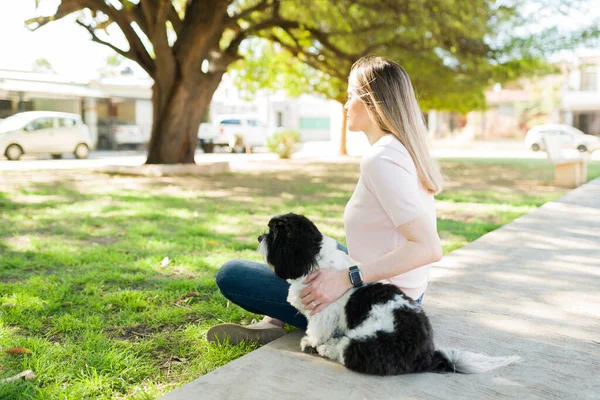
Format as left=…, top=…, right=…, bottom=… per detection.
left=26, top=0, right=385, bottom=163
left=28, top=0, right=599, bottom=163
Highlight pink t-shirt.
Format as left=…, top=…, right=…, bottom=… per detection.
left=343, top=134, right=436, bottom=300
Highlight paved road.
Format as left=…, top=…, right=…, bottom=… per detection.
left=0, top=149, right=277, bottom=172
left=1, top=140, right=598, bottom=172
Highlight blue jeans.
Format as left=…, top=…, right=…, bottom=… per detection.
left=215, top=242, right=423, bottom=330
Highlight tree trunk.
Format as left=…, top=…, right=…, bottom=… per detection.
left=146, top=72, right=224, bottom=164
left=338, top=107, right=348, bottom=156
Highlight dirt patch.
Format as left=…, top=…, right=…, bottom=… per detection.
left=105, top=324, right=159, bottom=341
left=2, top=235, right=33, bottom=250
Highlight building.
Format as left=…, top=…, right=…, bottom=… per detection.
left=0, top=68, right=152, bottom=149
left=208, top=74, right=342, bottom=143
left=425, top=51, right=600, bottom=140
left=0, top=69, right=343, bottom=149
left=561, top=53, right=600, bottom=136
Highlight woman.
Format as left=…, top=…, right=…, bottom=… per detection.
left=207, top=56, right=444, bottom=345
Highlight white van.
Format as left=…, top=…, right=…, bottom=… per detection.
left=0, top=111, right=92, bottom=160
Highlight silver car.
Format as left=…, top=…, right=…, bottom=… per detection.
left=0, top=111, right=92, bottom=160
left=525, top=124, right=600, bottom=153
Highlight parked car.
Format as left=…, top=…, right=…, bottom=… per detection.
left=197, top=115, right=268, bottom=153
left=525, top=124, right=600, bottom=153
left=97, top=120, right=148, bottom=150
left=0, top=111, right=92, bottom=160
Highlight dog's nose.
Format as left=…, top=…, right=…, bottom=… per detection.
left=258, top=234, right=264, bottom=243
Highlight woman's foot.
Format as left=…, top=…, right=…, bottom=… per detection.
left=206, top=317, right=286, bottom=345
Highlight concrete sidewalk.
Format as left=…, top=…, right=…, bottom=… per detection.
left=161, top=179, right=600, bottom=400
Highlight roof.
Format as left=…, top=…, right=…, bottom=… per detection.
left=527, top=124, right=586, bottom=135
left=6, top=111, right=82, bottom=119
left=0, top=69, right=151, bottom=100
left=0, top=78, right=104, bottom=98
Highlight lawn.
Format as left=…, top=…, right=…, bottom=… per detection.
left=0, top=157, right=598, bottom=399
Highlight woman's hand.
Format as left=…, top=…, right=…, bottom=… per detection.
left=300, top=269, right=352, bottom=316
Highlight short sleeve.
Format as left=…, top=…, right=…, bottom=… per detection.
left=361, top=151, right=425, bottom=227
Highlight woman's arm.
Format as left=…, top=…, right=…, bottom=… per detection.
left=361, top=213, right=442, bottom=284
left=301, top=213, right=441, bottom=315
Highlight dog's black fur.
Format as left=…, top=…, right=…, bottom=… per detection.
left=260, top=214, right=323, bottom=280
left=343, top=283, right=453, bottom=375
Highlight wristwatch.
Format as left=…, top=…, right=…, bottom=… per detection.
left=348, top=265, right=364, bottom=287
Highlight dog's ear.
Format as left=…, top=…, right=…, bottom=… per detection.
left=266, top=213, right=322, bottom=280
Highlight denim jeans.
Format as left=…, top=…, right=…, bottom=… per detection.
left=215, top=242, right=423, bottom=330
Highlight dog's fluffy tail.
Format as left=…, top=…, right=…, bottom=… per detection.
left=429, top=348, right=521, bottom=374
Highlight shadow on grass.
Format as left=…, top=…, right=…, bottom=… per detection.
left=1, top=158, right=596, bottom=399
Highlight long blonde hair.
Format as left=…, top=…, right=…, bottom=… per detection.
left=351, top=56, right=443, bottom=195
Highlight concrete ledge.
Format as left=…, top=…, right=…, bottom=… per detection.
left=553, top=160, right=587, bottom=188
left=97, top=162, right=230, bottom=177
left=160, top=178, right=600, bottom=400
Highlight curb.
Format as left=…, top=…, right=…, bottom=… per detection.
left=96, top=161, right=230, bottom=177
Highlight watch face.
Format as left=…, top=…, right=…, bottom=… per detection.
left=350, top=270, right=362, bottom=285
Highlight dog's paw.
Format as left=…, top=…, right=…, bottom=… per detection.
left=317, top=344, right=336, bottom=360
left=300, top=335, right=318, bottom=354
left=302, top=345, right=318, bottom=354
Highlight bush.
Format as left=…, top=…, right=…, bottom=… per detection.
left=266, top=130, right=301, bottom=159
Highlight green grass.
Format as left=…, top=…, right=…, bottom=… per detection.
left=0, top=157, right=598, bottom=399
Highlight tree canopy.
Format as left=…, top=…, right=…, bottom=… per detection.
left=234, top=0, right=600, bottom=112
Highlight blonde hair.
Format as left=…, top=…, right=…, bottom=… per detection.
left=350, top=56, right=443, bottom=195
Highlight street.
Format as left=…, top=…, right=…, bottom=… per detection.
left=0, top=140, right=598, bottom=172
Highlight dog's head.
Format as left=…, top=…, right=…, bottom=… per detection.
left=258, top=213, right=323, bottom=280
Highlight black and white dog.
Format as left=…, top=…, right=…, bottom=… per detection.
left=258, top=213, right=520, bottom=376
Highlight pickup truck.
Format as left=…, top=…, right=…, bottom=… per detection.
left=197, top=115, right=268, bottom=153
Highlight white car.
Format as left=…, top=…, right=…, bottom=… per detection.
left=525, top=124, right=600, bottom=153
left=198, top=115, right=268, bottom=153
left=0, top=111, right=92, bottom=160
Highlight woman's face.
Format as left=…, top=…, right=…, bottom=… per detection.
left=344, top=76, right=371, bottom=133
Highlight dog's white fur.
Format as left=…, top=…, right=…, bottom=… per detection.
left=262, top=234, right=413, bottom=362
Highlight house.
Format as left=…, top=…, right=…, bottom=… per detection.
left=561, top=53, right=600, bottom=135
left=425, top=51, right=600, bottom=140
left=0, top=68, right=152, bottom=149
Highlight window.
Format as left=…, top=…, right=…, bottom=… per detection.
left=0, top=99, right=11, bottom=110
left=0, top=99, right=12, bottom=118
left=580, top=70, right=597, bottom=91
left=299, top=117, right=330, bottom=130
left=59, top=118, right=77, bottom=128
left=27, top=117, right=54, bottom=131
left=220, top=119, right=241, bottom=125
left=18, top=101, right=34, bottom=111
left=276, top=112, right=283, bottom=128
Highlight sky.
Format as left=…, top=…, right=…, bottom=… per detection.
left=0, top=0, right=599, bottom=81
left=0, top=0, right=142, bottom=79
